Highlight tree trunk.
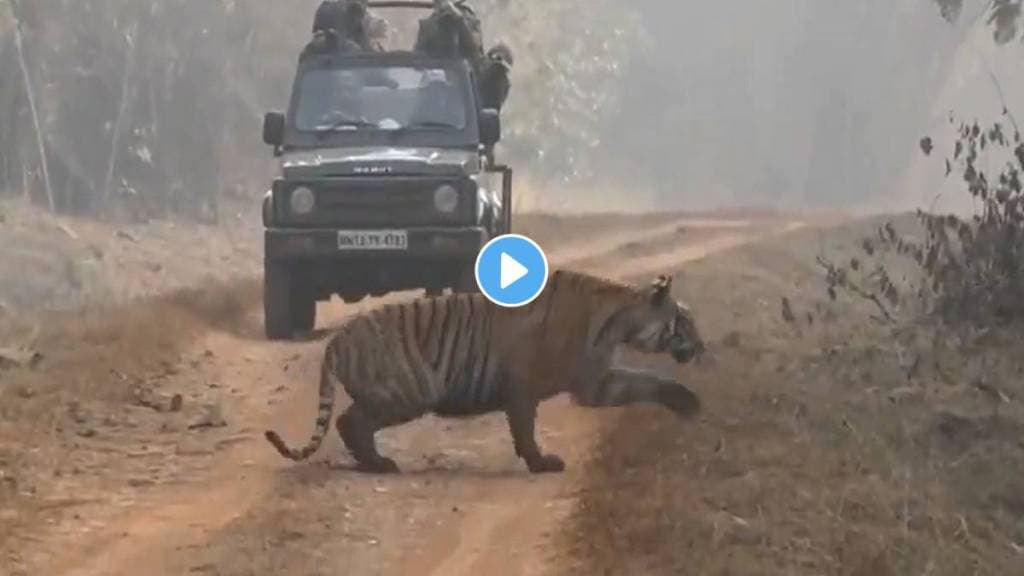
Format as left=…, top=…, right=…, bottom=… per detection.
left=9, top=3, right=55, bottom=213
left=101, top=23, right=139, bottom=211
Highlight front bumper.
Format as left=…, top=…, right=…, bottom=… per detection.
left=265, top=226, right=487, bottom=260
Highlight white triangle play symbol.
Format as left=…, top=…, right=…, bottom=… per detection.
left=500, top=252, right=529, bottom=289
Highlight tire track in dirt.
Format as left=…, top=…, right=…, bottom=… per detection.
left=547, top=216, right=753, bottom=268
left=27, top=215, right=803, bottom=576
left=35, top=293, right=416, bottom=576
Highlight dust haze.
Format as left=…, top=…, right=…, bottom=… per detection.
left=1, top=1, right=1021, bottom=219
left=595, top=0, right=1023, bottom=213
left=3, top=3, right=1024, bottom=575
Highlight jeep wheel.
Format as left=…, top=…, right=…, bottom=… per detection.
left=292, top=277, right=316, bottom=333
left=453, top=261, right=479, bottom=294
left=264, top=259, right=316, bottom=340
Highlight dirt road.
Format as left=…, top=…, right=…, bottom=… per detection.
left=7, top=212, right=804, bottom=576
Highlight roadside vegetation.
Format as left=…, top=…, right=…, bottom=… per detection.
left=0, top=0, right=644, bottom=221
left=560, top=3, right=1024, bottom=573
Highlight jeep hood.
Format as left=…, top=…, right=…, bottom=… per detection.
left=280, top=147, right=480, bottom=179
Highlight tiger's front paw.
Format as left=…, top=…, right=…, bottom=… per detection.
left=526, top=453, right=565, bottom=474
left=658, top=384, right=701, bottom=418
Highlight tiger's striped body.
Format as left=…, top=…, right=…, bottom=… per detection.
left=265, top=270, right=705, bottom=474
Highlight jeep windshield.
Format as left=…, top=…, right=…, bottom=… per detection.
left=295, top=65, right=468, bottom=136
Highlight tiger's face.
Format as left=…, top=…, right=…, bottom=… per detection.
left=623, top=275, right=705, bottom=364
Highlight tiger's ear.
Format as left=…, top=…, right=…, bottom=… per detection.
left=649, top=274, right=672, bottom=305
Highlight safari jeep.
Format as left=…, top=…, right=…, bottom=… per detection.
left=260, top=50, right=512, bottom=340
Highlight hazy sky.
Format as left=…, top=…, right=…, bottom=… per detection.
left=4, top=0, right=1018, bottom=216
left=591, top=0, right=1020, bottom=213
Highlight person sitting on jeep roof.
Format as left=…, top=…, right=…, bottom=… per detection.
left=477, top=42, right=513, bottom=112
left=413, top=0, right=513, bottom=114
left=305, top=0, right=388, bottom=57
left=414, top=0, right=485, bottom=64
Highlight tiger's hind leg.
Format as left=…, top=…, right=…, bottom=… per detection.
left=336, top=403, right=402, bottom=474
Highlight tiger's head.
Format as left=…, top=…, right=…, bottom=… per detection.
left=621, top=274, right=705, bottom=364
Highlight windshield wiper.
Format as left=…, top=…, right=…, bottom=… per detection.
left=404, top=121, right=459, bottom=130
left=314, top=118, right=379, bottom=137
left=387, top=121, right=460, bottom=141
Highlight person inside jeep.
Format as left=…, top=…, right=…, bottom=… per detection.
left=408, top=74, right=466, bottom=130
left=292, top=65, right=468, bottom=134
left=294, top=69, right=367, bottom=131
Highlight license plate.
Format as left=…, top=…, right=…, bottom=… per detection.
left=337, top=229, right=408, bottom=250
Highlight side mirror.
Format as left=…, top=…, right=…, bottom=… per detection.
left=262, top=111, right=285, bottom=147
left=479, top=108, right=501, bottom=146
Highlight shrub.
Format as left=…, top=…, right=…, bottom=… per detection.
left=823, top=110, right=1024, bottom=328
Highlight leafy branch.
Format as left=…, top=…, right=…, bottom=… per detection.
left=933, top=0, right=1023, bottom=44
left=826, top=110, right=1024, bottom=329
left=816, top=254, right=897, bottom=323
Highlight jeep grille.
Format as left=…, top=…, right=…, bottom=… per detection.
left=274, top=177, right=476, bottom=227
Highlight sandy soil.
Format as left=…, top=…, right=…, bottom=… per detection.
left=2, top=202, right=1019, bottom=575
left=0, top=202, right=795, bottom=576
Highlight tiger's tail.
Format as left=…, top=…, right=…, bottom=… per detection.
left=264, top=338, right=341, bottom=461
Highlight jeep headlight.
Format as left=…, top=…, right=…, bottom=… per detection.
left=433, top=184, right=459, bottom=214
left=289, top=186, right=315, bottom=215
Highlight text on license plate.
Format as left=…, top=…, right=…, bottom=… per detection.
left=337, top=230, right=408, bottom=250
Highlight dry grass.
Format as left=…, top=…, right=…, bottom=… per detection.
left=11, top=202, right=1018, bottom=573
left=0, top=197, right=260, bottom=315
left=557, top=217, right=1024, bottom=575
left=0, top=277, right=259, bottom=431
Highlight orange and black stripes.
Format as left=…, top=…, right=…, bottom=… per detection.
left=264, top=269, right=706, bottom=469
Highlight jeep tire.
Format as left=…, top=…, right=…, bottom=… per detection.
left=453, top=260, right=480, bottom=294
left=264, top=258, right=316, bottom=340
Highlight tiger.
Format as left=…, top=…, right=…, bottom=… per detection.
left=264, top=270, right=705, bottom=474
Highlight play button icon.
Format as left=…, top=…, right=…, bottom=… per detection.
left=499, top=252, right=529, bottom=289
left=475, top=234, right=549, bottom=307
